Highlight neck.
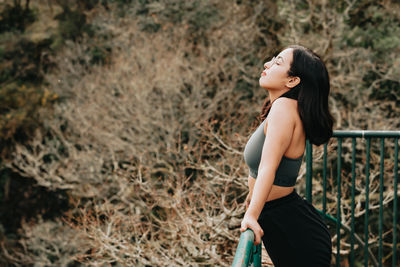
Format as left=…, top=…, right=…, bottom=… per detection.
left=268, top=88, right=290, bottom=103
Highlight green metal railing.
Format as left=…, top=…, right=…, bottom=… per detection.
left=232, top=229, right=261, bottom=267
left=306, top=131, right=399, bottom=267
left=233, top=130, right=399, bottom=267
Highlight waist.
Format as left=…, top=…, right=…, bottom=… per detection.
left=265, top=186, right=296, bottom=202
left=263, top=188, right=301, bottom=210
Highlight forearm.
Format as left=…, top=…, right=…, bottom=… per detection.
left=245, top=168, right=275, bottom=219
left=248, top=175, right=256, bottom=195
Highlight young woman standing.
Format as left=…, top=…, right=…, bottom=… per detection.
left=241, top=45, right=333, bottom=266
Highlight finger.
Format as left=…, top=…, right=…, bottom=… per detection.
left=255, top=231, right=262, bottom=245
left=252, top=226, right=263, bottom=245
left=240, top=222, right=247, bottom=232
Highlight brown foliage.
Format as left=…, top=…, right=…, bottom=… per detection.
left=4, top=3, right=265, bottom=265
left=2, top=0, right=399, bottom=266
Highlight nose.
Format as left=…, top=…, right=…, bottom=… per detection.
left=264, top=57, right=275, bottom=69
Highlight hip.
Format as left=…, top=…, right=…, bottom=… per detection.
left=258, top=189, right=331, bottom=246
left=258, top=190, right=332, bottom=265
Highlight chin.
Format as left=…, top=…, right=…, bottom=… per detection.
left=259, top=79, right=268, bottom=88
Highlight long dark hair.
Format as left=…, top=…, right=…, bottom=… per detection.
left=259, top=45, right=333, bottom=146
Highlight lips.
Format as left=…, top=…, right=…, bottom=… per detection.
left=261, top=71, right=266, bottom=76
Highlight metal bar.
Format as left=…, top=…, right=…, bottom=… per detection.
left=317, top=209, right=338, bottom=224
left=350, top=137, right=356, bottom=266
left=306, top=139, right=313, bottom=202
left=365, top=138, right=371, bottom=267
left=333, top=131, right=400, bottom=138
left=393, top=138, right=399, bottom=267
left=323, top=143, right=327, bottom=215
left=317, top=208, right=379, bottom=266
left=378, top=138, right=384, bottom=267
left=232, top=230, right=258, bottom=267
left=336, top=138, right=342, bottom=267
left=253, top=244, right=262, bottom=267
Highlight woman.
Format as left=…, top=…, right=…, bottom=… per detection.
left=241, top=45, right=333, bottom=266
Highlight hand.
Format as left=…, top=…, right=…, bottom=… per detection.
left=240, top=215, right=264, bottom=245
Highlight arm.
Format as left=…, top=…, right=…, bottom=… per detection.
left=240, top=98, right=296, bottom=244
left=245, top=175, right=256, bottom=209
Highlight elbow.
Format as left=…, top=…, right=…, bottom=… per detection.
left=257, top=167, right=276, bottom=180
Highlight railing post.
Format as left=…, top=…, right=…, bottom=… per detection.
left=378, top=138, right=384, bottom=267
left=350, top=137, right=356, bottom=266
left=393, top=138, right=398, bottom=267
left=364, top=138, right=371, bottom=267
left=306, top=139, right=313, bottom=202
left=252, top=243, right=262, bottom=267
left=323, top=143, right=327, bottom=215
left=336, top=138, right=342, bottom=266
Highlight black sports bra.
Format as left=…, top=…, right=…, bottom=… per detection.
left=243, top=119, right=303, bottom=187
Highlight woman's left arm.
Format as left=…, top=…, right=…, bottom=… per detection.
left=240, top=98, right=296, bottom=245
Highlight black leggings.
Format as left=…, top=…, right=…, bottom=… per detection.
left=258, top=189, right=332, bottom=267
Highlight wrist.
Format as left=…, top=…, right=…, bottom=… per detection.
left=244, top=209, right=258, bottom=220
left=245, top=196, right=263, bottom=219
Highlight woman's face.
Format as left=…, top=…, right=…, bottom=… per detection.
left=259, top=48, right=294, bottom=90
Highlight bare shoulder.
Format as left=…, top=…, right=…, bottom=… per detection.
left=269, top=97, right=298, bottom=118
left=271, top=97, right=297, bottom=110
left=264, top=97, right=298, bottom=135
left=263, top=97, right=297, bottom=134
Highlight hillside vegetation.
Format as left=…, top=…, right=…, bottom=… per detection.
left=1, top=0, right=399, bottom=266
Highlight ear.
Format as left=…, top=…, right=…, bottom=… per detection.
left=286, top=76, right=300, bottom=88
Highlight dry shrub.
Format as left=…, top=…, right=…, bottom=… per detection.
left=278, top=0, right=400, bottom=130
left=1, top=219, right=88, bottom=266
left=4, top=3, right=275, bottom=265
left=3, top=1, right=399, bottom=266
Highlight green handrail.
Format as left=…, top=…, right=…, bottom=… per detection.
left=232, top=229, right=261, bottom=267
left=306, top=130, right=399, bottom=267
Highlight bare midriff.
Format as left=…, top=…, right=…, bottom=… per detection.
left=266, top=185, right=294, bottom=201
left=247, top=175, right=296, bottom=202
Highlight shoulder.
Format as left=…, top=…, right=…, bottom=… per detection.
left=268, top=97, right=297, bottom=120
left=263, top=97, right=297, bottom=135
left=271, top=97, right=297, bottom=110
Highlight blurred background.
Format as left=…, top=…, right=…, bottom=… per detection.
left=0, top=0, right=399, bottom=266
